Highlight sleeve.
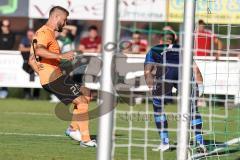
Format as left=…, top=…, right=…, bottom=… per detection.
left=35, top=30, right=52, bottom=47
left=144, top=50, right=155, bottom=64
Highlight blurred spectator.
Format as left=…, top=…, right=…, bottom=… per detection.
left=78, top=25, right=101, bottom=53
left=194, top=19, right=223, bottom=59
left=122, top=31, right=148, bottom=104
left=18, top=29, right=40, bottom=99
left=57, top=25, right=77, bottom=53
left=0, top=19, right=15, bottom=99
left=0, top=19, right=15, bottom=50
left=124, top=31, right=148, bottom=54
left=194, top=20, right=223, bottom=106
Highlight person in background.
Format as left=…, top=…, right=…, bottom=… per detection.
left=19, top=29, right=40, bottom=99
left=124, top=31, right=148, bottom=54
left=195, top=19, right=223, bottom=58
left=0, top=19, right=15, bottom=99
left=57, top=25, right=77, bottom=53
left=194, top=19, right=223, bottom=106
left=121, top=31, right=148, bottom=104
left=78, top=25, right=101, bottom=53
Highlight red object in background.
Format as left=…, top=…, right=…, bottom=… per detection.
left=194, top=29, right=216, bottom=56
left=80, top=36, right=101, bottom=49
left=131, top=40, right=148, bottom=52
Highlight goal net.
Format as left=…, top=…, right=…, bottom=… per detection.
left=107, top=0, right=240, bottom=160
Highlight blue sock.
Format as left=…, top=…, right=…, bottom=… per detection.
left=195, top=133, right=204, bottom=145
left=153, top=98, right=169, bottom=144
left=192, top=118, right=204, bottom=145
left=161, top=131, right=169, bottom=144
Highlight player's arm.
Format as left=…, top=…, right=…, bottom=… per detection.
left=144, top=64, right=155, bottom=89
left=144, top=50, right=156, bottom=88
left=28, top=54, right=40, bottom=75
left=79, top=44, right=98, bottom=53
left=193, top=62, right=203, bottom=84
left=78, top=44, right=95, bottom=53
left=193, top=62, right=204, bottom=96
left=35, top=44, right=74, bottom=61
left=214, top=37, right=223, bottom=60
left=18, top=44, right=30, bottom=52
left=63, top=25, right=77, bottom=36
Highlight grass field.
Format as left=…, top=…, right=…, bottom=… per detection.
left=0, top=98, right=240, bottom=160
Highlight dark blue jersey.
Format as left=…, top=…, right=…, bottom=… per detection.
left=145, top=44, right=180, bottom=91
left=144, top=44, right=180, bottom=65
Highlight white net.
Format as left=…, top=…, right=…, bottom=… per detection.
left=109, top=0, right=240, bottom=160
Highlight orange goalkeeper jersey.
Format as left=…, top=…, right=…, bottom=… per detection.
left=33, top=25, right=62, bottom=85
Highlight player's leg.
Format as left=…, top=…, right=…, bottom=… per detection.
left=152, top=97, right=170, bottom=152
left=193, top=63, right=205, bottom=106
left=42, top=75, right=96, bottom=147
left=152, top=82, right=172, bottom=151
left=70, top=105, right=80, bottom=131
left=191, top=103, right=204, bottom=145
left=65, top=104, right=82, bottom=142
left=190, top=79, right=206, bottom=152
left=72, top=95, right=91, bottom=141
left=72, top=87, right=97, bottom=147
left=152, top=97, right=169, bottom=144
left=151, top=66, right=178, bottom=151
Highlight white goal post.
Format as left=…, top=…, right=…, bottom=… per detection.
left=177, top=0, right=196, bottom=160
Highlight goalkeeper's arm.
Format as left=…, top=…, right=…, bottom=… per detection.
left=144, top=64, right=155, bottom=89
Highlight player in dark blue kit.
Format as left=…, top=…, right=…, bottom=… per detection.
left=144, top=31, right=205, bottom=152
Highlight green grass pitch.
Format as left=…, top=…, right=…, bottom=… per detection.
left=0, top=98, right=239, bottom=160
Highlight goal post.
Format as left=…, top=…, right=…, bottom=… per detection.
left=95, top=0, right=240, bottom=160
left=96, top=0, right=118, bottom=160
left=177, top=0, right=196, bottom=160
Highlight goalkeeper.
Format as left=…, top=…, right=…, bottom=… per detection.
left=144, top=30, right=205, bottom=152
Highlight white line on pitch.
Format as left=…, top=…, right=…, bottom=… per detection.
left=0, top=132, right=64, bottom=137
left=115, top=137, right=160, bottom=142
left=2, top=112, right=53, bottom=116
left=0, top=132, right=161, bottom=142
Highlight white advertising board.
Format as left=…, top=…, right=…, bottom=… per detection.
left=0, top=51, right=239, bottom=102
left=0, top=51, right=41, bottom=88
left=29, top=0, right=166, bottom=22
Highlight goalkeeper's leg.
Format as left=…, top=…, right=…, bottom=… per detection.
left=153, top=97, right=169, bottom=145
left=190, top=81, right=206, bottom=153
